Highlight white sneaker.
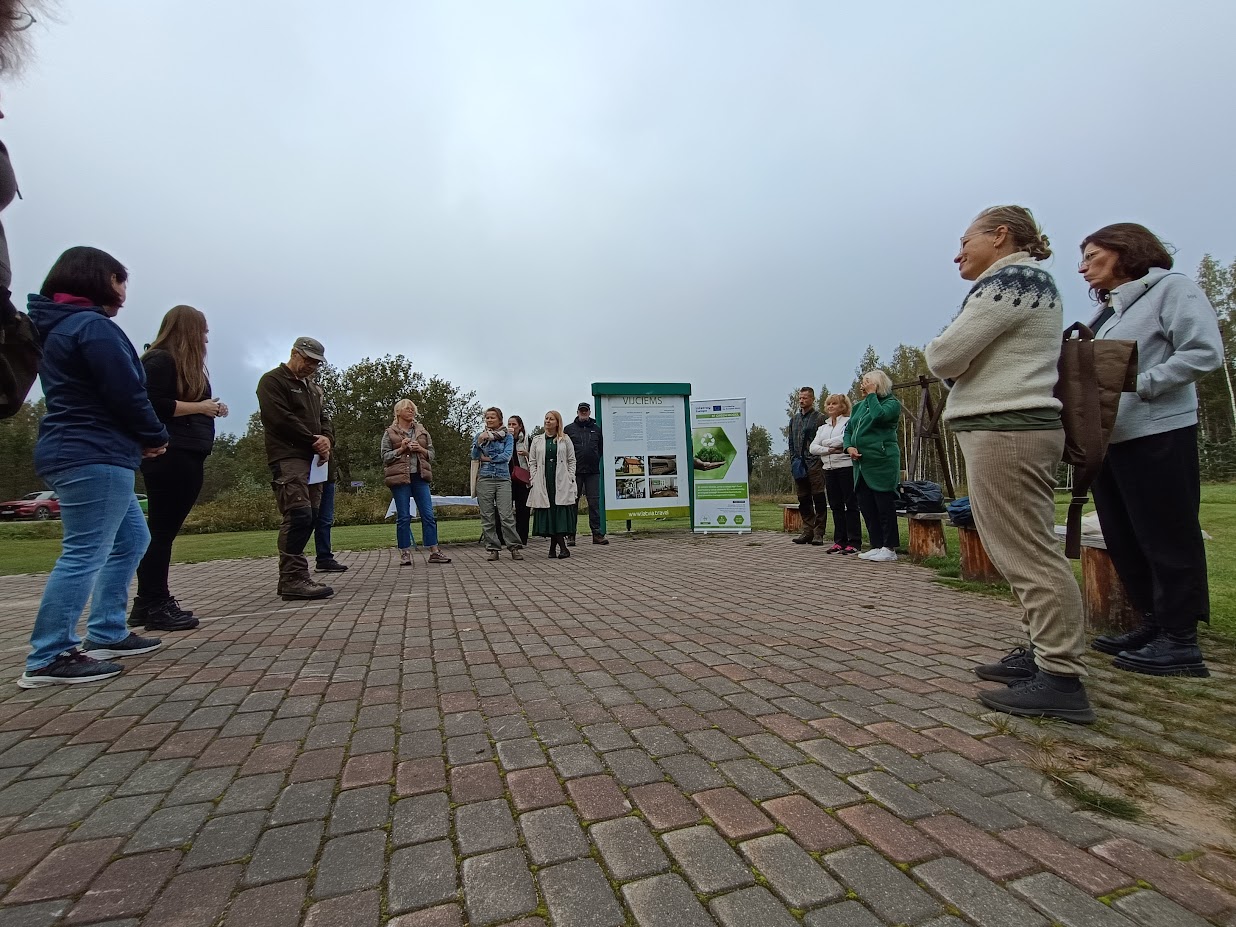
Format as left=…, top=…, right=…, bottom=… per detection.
left=869, top=547, right=898, bottom=562
left=857, top=549, right=877, bottom=560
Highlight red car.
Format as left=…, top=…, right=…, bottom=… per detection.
left=0, top=490, right=61, bottom=520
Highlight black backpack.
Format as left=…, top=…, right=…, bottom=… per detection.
left=0, top=288, right=41, bottom=419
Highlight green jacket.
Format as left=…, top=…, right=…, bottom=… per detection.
left=843, top=393, right=902, bottom=493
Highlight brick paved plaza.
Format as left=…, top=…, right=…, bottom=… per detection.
left=1, top=534, right=1234, bottom=926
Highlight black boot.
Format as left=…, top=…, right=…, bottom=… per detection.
left=141, top=598, right=200, bottom=632
left=548, top=537, right=560, bottom=558
left=978, top=670, right=1096, bottom=724
left=1091, top=616, right=1158, bottom=656
left=1113, top=627, right=1210, bottom=678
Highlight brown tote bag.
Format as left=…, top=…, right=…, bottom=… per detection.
left=1054, top=322, right=1138, bottom=559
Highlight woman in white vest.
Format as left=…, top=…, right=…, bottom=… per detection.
left=528, top=410, right=579, bottom=559
left=810, top=393, right=862, bottom=554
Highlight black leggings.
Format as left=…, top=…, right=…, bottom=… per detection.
left=824, top=468, right=862, bottom=546
left=855, top=474, right=900, bottom=550
left=136, top=449, right=206, bottom=601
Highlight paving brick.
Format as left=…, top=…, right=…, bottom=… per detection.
left=567, top=775, right=630, bottom=821
left=917, top=814, right=1035, bottom=879
left=291, top=748, right=345, bottom=783
left=393, top=792, right=451, bottom=847
left=270, top=780, right=335, bottom=825
left=1112, top=889, right=1214, bottom=927
left=341, top=752, right=393, bottom=788
left=507, top=766, right=566, bottom=810
left=632, top=726, right=689, bottom=757
left=603, top=748, right=664, bottom=786
left=914, top=857, right=1048, bottom=927
left=448, top=762, right=503, bottom=802
left=629, top=782, right=701, bottom=829
left=18, top=785, right=111, bottom=830
left=520, top=805, right=589, bottom=865
left=994, top=791, right=1111, bottom=847
left=497, top=738, right=546, bottom=770
left=761, top=794, right=855, bottom=852
left=387, top=905, right=464, bottom=927
left=124, top=802, right=211, bottom=853
left=0, top=829, right=65, bottom=881
left=782, top=762, right=864, bottom=807
left=824, top=846, right=942, bottom=925
left=717, top=758, right=792, bottom=800
left=245, top=821, right=324, bottom=886
left=455, top=799, right=518, bottom=856
left=329, top=784, right=391, bottom=835
left=662, top=824, right=755, bottom=894
left=836, top=802, right=941, bottom=863
left=143, top=864, right=242, bottom=927
left=1091, top=837, right=1236, bottom=919
left=739, top=833, right=844, bottom=908
left=549, top=743, right=604, bottom=779
left=313, top=831, right=386, bottom=898
left=737, top=733, right=806, bottom=767
left=919, top=779, right=1021, bottom=830
left=1000, top=826, right=1132, bottom=895
left=223, top=878, right=307, bottom=927
left=183, top=811, right=266, bottom=869
left=922, top=726, right=1008, bottom=763
left=590, top=816, right=669, bottom=880
left=621, top=873, right=716, bottom=927
left=217, top=772, right=284, bottom=814
left=657, top=752, right=726, bottom=793
left=799, top=738, right=875, bottom=775
left=0, top=777, right=69, bottom=816
left=397, top=757, right=447, bottom=796
left=0, top=900, right=76, bottom=927
left=582, top=722, right=635, bottom=752
left=684, top=729, right=746, bottom=761
left=388, top=840, right=459, bottom=914
left=7, top=836, right=122, bottom=903
left=538, top=858, right=625, bottom=927
left=304, top=889, right=381, bottom=927
left=923, top=751, right=1015, bottom=796
left=802, top=900, right=885, bottom=927
left=65, top=849, right=180, bottom=923
left=1009, top=872, right=1139, bottom=927
left=461, top=848, right=537, bottom=926
left=848, top=771, right=941, bottom=818
left=709, top=886, right=798, bottom=927
left=164, top=766, right=236, bottom=805
left=691, top=787, right=773, bottom=839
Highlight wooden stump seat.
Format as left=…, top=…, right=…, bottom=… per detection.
left=782, top=504, right=802, bottom=533
left=902, top=512, right=948, bottom=562
left=956, top=525, right=1003, bottom=583
left=1078, top=536, right=1139, bottom=634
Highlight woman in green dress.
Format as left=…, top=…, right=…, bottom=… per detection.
left=529, top=410, right=579, bottom=559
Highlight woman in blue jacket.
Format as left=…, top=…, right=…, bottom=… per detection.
left=19, top=247, right=169, bottom=688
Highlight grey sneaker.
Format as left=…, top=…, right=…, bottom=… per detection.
left=974, top=646, right=1036, bottom=684
left=82, top=633, right=163, bottom=660
left=979, top=673, right=1096, bottom=724
left=18, top=650, right=123, bottom=688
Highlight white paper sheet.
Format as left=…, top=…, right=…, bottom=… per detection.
left=308, top=455, right=329, bottom=485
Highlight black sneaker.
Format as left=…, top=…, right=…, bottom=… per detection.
left=1091, top=620, right=1158, bottom=656
left=18, top=650, right=123, bottom=688
left=567, top=536, right=577, bottom=547
left=974, top=646, right=1037, bottom=683
left=315, top=560, right=349, bottom=573
left=129, top=597, right=195, bottom=628
left=141, top=599, right=200, bottom=632
left=1113, top=630, right=1210, bottom=678
left=978, top=672, right=1096, bottom=724
left=82, top=633, right=163, bottom=660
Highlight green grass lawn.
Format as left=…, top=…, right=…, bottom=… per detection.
left=3, top=489, right=1234, bottom=636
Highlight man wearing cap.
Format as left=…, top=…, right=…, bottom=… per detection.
left=256, top=338, right=336, bottom=600
left=564, top=401, right=607, bottom=546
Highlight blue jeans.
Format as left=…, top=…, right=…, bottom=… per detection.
left=390, top=476, right=438, bottom=549
left=312, top=480, right=336, bottom=563
left=28, top=465, right=150, bottom=671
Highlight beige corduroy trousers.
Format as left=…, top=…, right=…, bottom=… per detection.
left=955, top=429, right=1087, bottom=677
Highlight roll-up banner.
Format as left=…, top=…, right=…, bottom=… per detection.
left=690, top=398, right=751, bottom=533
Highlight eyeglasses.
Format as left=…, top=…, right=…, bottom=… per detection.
left=1078, top=250, right=1102, bottom=271
left=9, top=2, right=35, bottom=31
left=959, top=228, right=998, bottom=248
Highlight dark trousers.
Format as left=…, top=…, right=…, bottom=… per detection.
left=511, top=479, right=531, bottom=545
left=270, top=458, right=323, bottom=583
left=312, top=480, right=336, bottom=563
left=576, top=472, right=601, bottom=536
left=793, top=473, right=828, bottom=530
left=824, top=467, right=862, bottom=546
left=136, top=449, right=206, bottom=601
left=855, top=474, right=900, bottom=550
left=1091, top=425, right=1209, bottom=628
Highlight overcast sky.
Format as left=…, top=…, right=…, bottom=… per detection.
left=5, top=1, right=1235, bottom=442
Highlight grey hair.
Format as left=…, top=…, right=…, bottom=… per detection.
left=863, top=369, right=894, bottom=398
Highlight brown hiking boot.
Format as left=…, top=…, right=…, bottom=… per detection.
left=279, top=578, right=334, bottom=601
left=792, top=515, right=814, bottom=544
left=811, top=521, right=827, bottom=546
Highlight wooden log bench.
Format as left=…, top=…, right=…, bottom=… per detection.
left=898, top=512, right=948, bottom=562
left=782, top=504, right=802, bottom=533
left=1053, top=526, right=1139, bottom=635
left=956, top=524, right=1003, bottom=583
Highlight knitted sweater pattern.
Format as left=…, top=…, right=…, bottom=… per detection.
left=926, top=252, right=1064, bottom=422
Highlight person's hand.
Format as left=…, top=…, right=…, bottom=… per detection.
left=216, top=400, right=229, bottom=418
left=143, top=444, right=168, bottom=459
left=847, top=447, right=861, bottom=460
left=312, top=434, right=331, bottom=456
left=198, top=398, right=225, bottom=417
left=478, top=431, right=491, bottom=444
left=480, top=455, right=491, bottom=463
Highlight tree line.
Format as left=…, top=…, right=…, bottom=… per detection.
left=746, top=254, right=1236, bottom=496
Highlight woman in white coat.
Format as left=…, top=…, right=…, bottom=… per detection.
left=529, top=410, right=579, bottom=559
left=810, top=393, right=862, bottom=553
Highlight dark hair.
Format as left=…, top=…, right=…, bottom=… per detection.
left=485, top=406, right=503, bottom=421
left=40, top=246, right=128, bottom=308
left=799, top=386, right=815, bottom=396
left=1080, top=223, right=1174, bottom=302
left=0, top=0, right=38, bottom=74
left=507, top=414, right=526, bottom=438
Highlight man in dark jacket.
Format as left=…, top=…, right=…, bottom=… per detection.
left=256, top=337, right=335, bottom=600
left=788, top=386, right=827, bottom=545
left=565, top=401, right=607, bottom=545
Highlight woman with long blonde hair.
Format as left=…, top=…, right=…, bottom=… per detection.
left=381, top=397, right=450, bottom=565
left=132, top=305, right=227, bottom=632
left=528, top=410, right=578, bottom=558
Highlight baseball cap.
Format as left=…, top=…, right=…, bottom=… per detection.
left=293, top=336, right=326, bottom=362
left=577, top=401, right=591, bottom=412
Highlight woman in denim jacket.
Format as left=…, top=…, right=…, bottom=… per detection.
left=471, top=406, right=524, bottom=561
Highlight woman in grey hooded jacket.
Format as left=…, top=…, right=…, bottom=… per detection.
left=1080, top=223, right=1223, bottom=677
